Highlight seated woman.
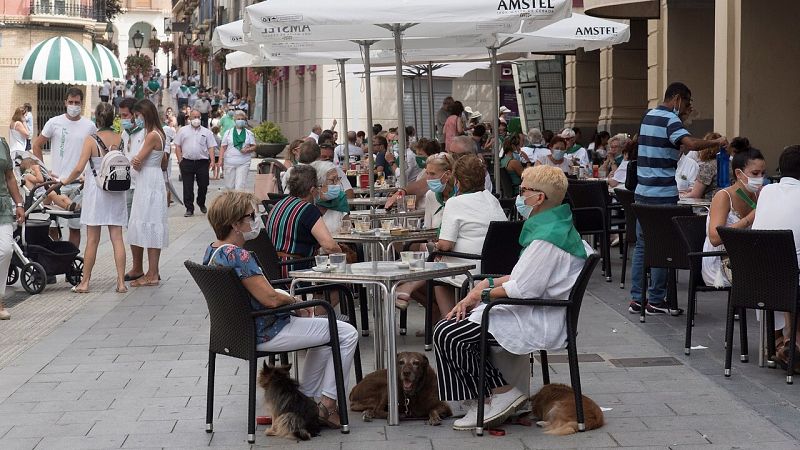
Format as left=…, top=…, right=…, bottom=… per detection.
left=702, top=146, right=765, bottom=288
left=203, top=190, right=358, bottom=428
left=607, top=136, right=633, bottom=188
left=682, top=132, right=722, bottom=199
left=534, top=136, right=571, bottom=174
left=311, top=161, right=349, bottom=234
left=434, top=165, right=593, bottom=430
left=433, top=154, right=507, bottom=318
left=499, top=134, right=525, bottom=195
left=266, top=165, right=342, bottom=276
left=598, top=133, right=629, bottom=180
left=19, top=157, right=79, bottom=211
left=395, top=152, right=456, bottom=311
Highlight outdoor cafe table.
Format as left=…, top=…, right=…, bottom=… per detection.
left=288, top=261, right=475, bottom=426
left=348, top=209, right=425, bottom=229
left=352, top=185, right=398, bottom=197
left=347, top=197, right=392, bottom=210
left=332, top=228, right=438, bottom=262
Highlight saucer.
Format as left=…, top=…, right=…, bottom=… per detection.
left=312, top=265, right=334, bottom=273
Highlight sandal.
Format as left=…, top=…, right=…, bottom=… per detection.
left=395, top=293, right=411, bottom=310
left=317, top=401, right=341, bottom=429
left=130, top=278, right=159, bottom=287
left=70, top=286, right=90, bottom=294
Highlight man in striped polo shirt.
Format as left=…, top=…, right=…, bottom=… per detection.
left=629, top=82, right=727, bottom=316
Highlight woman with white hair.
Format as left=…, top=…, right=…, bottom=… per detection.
left=600, top=133, right=630, bottom=178
left=522, top=128, right=549, bottom=162
left=311, top=160, right=349, bottom=233
left=434, top=165, right=593, bottom=430
left=219, top=110, right=256, bottom=190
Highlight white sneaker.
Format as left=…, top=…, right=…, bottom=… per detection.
left=485, top=388, right=527, bottom=425
left=452, top=403, right=479, bottom=430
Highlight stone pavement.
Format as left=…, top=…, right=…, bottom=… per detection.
left=0, top=173, right=798, bottom=449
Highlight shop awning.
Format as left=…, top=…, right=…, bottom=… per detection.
left=17, top=36, right=103, bottom=86
left=92, top=43, right=125, bottom=81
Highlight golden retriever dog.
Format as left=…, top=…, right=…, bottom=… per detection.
left=350, top=352, right=452, bottom=425
left=529, top=383, right=604, bottom=435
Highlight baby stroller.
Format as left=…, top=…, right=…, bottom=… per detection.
left=7, top=151, right=83, bottom=294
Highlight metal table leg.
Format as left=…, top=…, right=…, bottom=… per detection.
left=387, top=282, right=400, bottom=425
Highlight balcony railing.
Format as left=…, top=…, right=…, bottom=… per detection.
left=29, top=0, right=105, bottom=21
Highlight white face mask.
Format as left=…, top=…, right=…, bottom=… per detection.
left=190, top=118, right=201, bottom=128
left=241, top=215, right=263, bottom=241
left=66, top=105, right=81, bottom=118
left=738, top=170, right=763, bottom=193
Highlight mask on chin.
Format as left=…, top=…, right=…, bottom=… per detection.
left=241, top=216, right=264, bottom=241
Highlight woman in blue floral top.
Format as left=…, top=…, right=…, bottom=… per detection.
left=202, top=190, right=358, bottom=429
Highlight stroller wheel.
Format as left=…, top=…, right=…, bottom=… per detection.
left=66, top=257, right=84, bottom=286
left=21, top=262, right=46, bottom=295
left=7, top=266, right=19, bottom=286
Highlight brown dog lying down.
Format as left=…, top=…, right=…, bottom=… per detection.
left=350, top=352, right=452, bottom=425
left=530, top=383, right=604, bottom=435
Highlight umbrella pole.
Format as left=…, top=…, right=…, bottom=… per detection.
left=427, top=62, right=435, bottom=140
left=360, top=41, right=376, bottom=199
left=410, top=75, right=418, bottom=137
left=489, top=46, right=500, bottom=196
left=336, top=59, right=350, bottom=166
left=393, top=24, right=407, bottom=187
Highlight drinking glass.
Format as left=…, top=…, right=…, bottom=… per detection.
left=405, top=194, right=417, bottom=211
left=340, top=219, right=352, bottom=234
left=314, top=255, right=329, bottom=267
left=381, top=219, right=395, bottom=231
left=410, top=251, right=426, bottom=271
left=355, top=217, right=371, bottom=232
left=400, top=251, right=415, bottom=264
left=329, top=253, right=347, bottom=272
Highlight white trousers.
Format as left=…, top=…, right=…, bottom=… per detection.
left=256, top=316, right=358, bottom=400
left=0, top=223, right=14, bottom=298
left=224, top=163, right=250, bottom=191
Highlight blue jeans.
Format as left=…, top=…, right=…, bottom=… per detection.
left=630, top=195, right=678, bottom=305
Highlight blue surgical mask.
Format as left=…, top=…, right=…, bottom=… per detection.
left=235, top=119, right=246, bottom=128
left=322, top=184, right=342, bottom=200
left=515, top=195, right=533, bottom=219
left=121, top=118, right=133, bottom=130
left=552, top=149, right=565, bottom=160
left=134, top=117, right=145, bottom=129
left=227, top=110, right=235, bottom=117
left=427, top=178, right=445, bottom=193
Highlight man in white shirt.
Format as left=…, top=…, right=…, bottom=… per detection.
left=32, top=87, right=97, bottom=247
left=559, top=128, right=590, bottom=169
left=522, top=128, right=549, bottom=161
left=174, top=109, right=217, bottom=217
left=752, top=145, right=800, bottom=342
left=169, top=76, right=182, bottom=108
left=194, top=91, right=212, bottom=128
left=99, top=79, right=111, bottom=103
left=176, top=80, right=189, bottom=110
left=308, top=124, right=322, bottom=143
left=334, top=131, right=364, bottom=166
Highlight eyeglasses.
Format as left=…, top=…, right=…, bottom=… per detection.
left=240, top=211, right=256, bottom=222
left=520, top=187, right=548, bottom=200
left=325, top=176, right=342, bottom=185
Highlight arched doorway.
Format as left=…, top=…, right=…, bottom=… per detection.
left=128, top=22, right=158, bottom=65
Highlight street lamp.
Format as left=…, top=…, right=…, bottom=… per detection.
left=198, top=31, right=206, bottom=86
left=105, top=21, right=113, bottom=42
left=132, top=30, right=144, bottom=56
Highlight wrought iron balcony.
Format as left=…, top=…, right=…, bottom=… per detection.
left=29, top=0, right=105, bottom=21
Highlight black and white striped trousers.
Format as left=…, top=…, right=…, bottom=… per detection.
left=434, top=318, right=507, bottom=402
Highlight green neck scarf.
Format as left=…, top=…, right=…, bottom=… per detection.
left=148, top=80, right=160, bottom=91
left=232, top=128, right=247, bottom=150
left=519, top=204, right=587, bottom=259
left=566, top=144, right=582, bottom=155
left=317, top=192, right=350, bottom=213
left=614, top=154, right=624, bottom=166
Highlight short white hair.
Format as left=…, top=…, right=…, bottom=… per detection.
left=608, top=133, right=630, bottom=148
left=310, top=160, right=337, bottom=186
left=527, top=128, right=544, bottom=145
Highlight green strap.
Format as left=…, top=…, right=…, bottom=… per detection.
left=735, top=188, right=757, bottom=210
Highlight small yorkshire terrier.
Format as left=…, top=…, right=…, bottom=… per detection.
left=257, top=362, right=321, bottom=441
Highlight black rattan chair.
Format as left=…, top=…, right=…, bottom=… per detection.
left=672, top=216, right=748, bottom=359
left=475, top=254, right=600, bottom=435
left=568, top=180, right=622, bottom=283
left=613, top=188, right=636, bottom=289
left=630, top=204, right=695, bottom=322
left=422, top=221, right=524, bottom=350
left=717, top=227, right=799, bottom=383
left=184, top=261, right=351, bottom=443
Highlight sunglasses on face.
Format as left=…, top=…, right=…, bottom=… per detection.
left=240, top=212, right=256, bottom=222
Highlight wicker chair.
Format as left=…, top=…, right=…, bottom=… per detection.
left=184, top=261, right=351, bottom=443
left=672, top=216, right=747, bottom=358
left=630, top=204, right=694, bottom=322
left=475, top=254, right=601, bottom=435
left=567, top=180, right=623, bottom=283
left=717, top=227, right=800, bottom=383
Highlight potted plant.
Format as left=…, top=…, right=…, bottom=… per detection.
left=148, top=37, right=161, bottom=55
left=252, top=121, right=288, bottom=158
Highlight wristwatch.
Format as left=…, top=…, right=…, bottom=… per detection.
left=15, top=203, right=23, bottom=208
left=481, top=288, right=492, bottom=304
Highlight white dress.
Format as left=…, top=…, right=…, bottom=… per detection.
left=8, top=124, right=27, bottom=157
left=81, top=150, right=128, bottom=227
left=128, top=135, right=168, bottom=249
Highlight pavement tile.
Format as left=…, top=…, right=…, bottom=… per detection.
left=121, top=431, right=212, bottom=448
left=4, top=422, right=93, bottom=439
left=518, top=430, right=617, bottom=448
left=0, top=437, right=42, bottom=450
left=609, top=429, right=710, bottom=447
left=56, top=408, right=144, bottom=425
left=341, top=439, right=432, bottom=450
left=431, top=437, right=526, bottom=450
left=36, top=435, right=127, bottom=449
left=31, top=398, right=114, bottom=413
left=87, top=419, right=177, bottom=436
left=599, top=402, right=676, bottom=418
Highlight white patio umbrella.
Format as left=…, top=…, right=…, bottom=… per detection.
left=211, top=20, right=261, bottom=54
left=243, top=0, right=572, bottom=186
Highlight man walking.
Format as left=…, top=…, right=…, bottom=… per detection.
left=194, top=91, right=212, bottom=128
left=629, top=82, right=727, bottom=316
left=32, top=87, right=96, bottom=248
left=174, top=110, right=217, bottom=217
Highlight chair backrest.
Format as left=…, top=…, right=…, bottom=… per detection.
left=244, top=228, right=283, bottom=281
left=567, top=253, right=601, bottom=331
left=498, top=168, right=516, bottom=199
left=631, top=204, right=694, bottom=269
left=480, top=221, right=524, bottom=275
left=613, top=188, right=637, bottom=244
left=567, top=180, right=611, bottom=233
left=717, top=227, right=799, bottom=312
left=257, top=158, right=287, bottom=193
left=671, top=215, right=708, bottom=286
left=184, top=261, right=257, bottom=361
